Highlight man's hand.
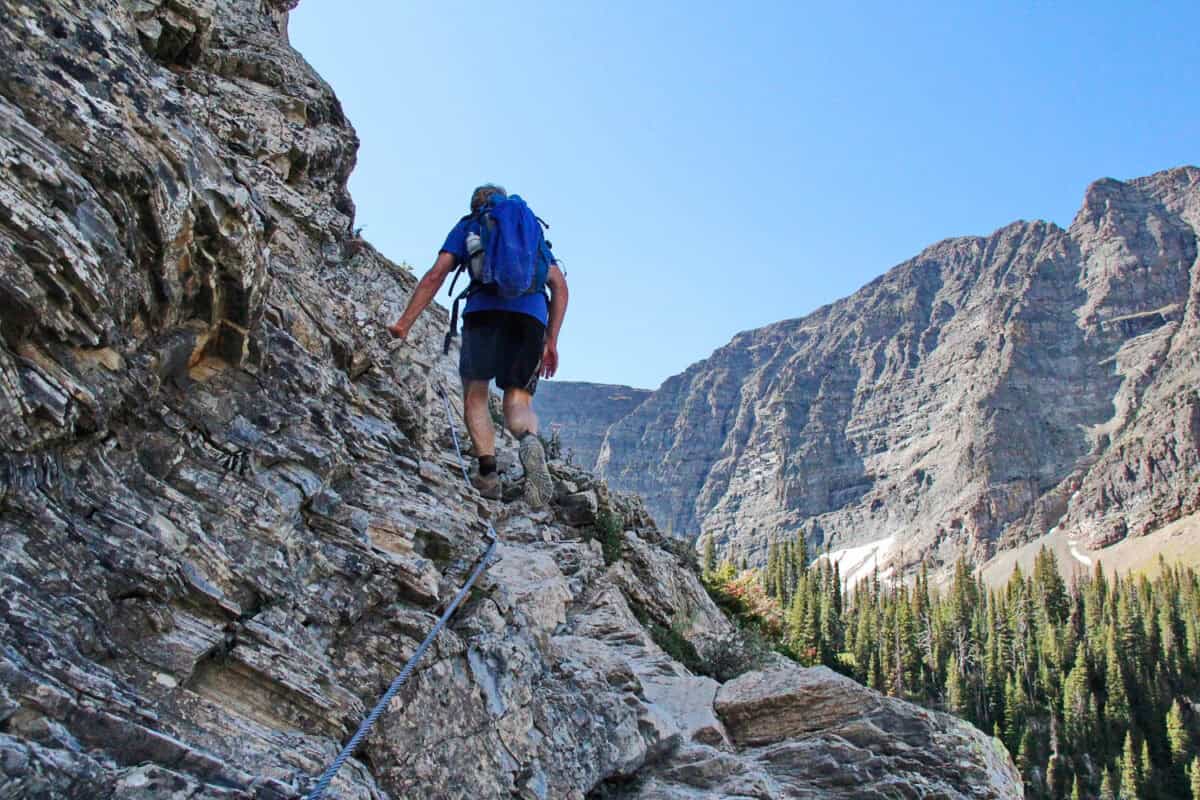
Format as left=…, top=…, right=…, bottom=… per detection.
left=540, top=338, right=559, bottom=379
left=385, top=252, right=457, bottom=345
left=542, top=265, right=568, bottom=380
left=387, top=320, right=410, bottom=341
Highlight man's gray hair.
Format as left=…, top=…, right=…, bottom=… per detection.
left=470, top=184, right=507, bottom=213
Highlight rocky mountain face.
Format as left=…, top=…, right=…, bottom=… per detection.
left=0, top=1, right=1021, bottom=798
left=534, top=382, right=650, bottom=470
left=592, top=167, right=1200, bottom=574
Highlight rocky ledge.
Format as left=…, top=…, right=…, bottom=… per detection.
left=0, top=1, right=1020, bottom=797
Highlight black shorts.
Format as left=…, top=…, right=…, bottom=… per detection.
left=459, top=311, right=545, bottom=394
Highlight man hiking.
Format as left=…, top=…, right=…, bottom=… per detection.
left=387, top=184, right=568, bottom=507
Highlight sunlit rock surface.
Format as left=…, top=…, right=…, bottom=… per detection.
left=594, top=167, right=1200, bottom=573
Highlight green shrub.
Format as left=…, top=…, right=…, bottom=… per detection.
left=696, top=568, right=788, bottom=679
left=595, top=505, right=623, bottom=566
left=648, top=618, right=706, bottom=675
left=627, top=594, right=767, bottom=681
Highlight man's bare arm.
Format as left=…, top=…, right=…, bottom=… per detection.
left=541, top=264, right=569, bottom=378
left=388, top=252, right=457, bottom=340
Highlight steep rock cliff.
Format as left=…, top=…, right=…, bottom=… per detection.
left=534, top=382, right=650, bottom=471
left=597, top=168, right=1200, bottom=572
left=0, top=1, right=1021, bottom=798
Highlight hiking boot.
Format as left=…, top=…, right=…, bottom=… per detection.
left=472, top=471, right=501, bottom=500
left=519, top=433, right=554, bottom=508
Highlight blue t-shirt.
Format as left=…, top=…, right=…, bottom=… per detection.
left=441, top=217, right=551, bottom=325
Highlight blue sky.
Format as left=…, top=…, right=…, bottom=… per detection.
left=290, top=2, right=1199, bottom=389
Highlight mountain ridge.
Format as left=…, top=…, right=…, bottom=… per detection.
left=541, top=166, right=1200, bottom=576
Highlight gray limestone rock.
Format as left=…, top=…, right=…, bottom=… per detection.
left=602, top=664, right=1023, bottom=799
left=594, top=168, right=1200, bottom=575
left=535, top=381, right=651, bottom=470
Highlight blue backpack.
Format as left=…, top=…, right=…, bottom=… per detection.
left=443, top=194, right=553, bottom=353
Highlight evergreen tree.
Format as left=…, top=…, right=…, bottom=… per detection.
left=1105, top=627, right=1132, bottom=751
left=946, top=655, right=968, bottom=717
left=1016, top=726, right=1036, bottom=779
left=787, top=582, right=809, bottom=656
left=765, top=542, right=779, bottom=596
left=1146, top=587, right=1165, bottom=686
left=1166, top=699, right=1195, bottom=799
left=1062, top=643, right=1095, bottom=747
left=781, top=540, right=795, bottom=603
left=1040, top=621, right=1065, bottom=703
left=1071, top=773, right=1083, bottom=800
left=794, top=532, right=808, bottom=579
left=820, top=581, right=843, bottom=661
left=1190, top=756, right=1200, bottom=800
left=805, top=585, right=823, bottom=665
left=832, top=561, right=843, bottom=617
left=1116, top=588, right=1147, bottom=678
left=1160, top=587, right=1186, bottom=680
left=985, top=615, right=1006, bottom=731
left=893, top=589, right=919, bottom=698
left=851, top=597, right=875, bottom=684
left=1035, top=546, right=1070, bottom=625
left=702, top=535, right=717, bottom=577
left=1003, top=674, right=1026, bottom=755
left=1085, top=562, right=1111, bottom=656
left=1168, top=699, right=1190, bottom=766
left=1119, top=731, right=1141, bottom=799
left=1100, top=767, right=1117, bottom=800
left=1139, top=738, right=1152, bottom=800
left=867, top=650, right=882, bottom=692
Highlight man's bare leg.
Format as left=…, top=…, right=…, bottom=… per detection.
left=502, top=388, right=538, bottom=439
left=463, top=380, right=501, bottom=499
left=504, top=388, right=553, bottom=507
left=463, top=380, right=495, bottom=457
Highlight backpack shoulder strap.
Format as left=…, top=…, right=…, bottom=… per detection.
left=445, top=210, right=488, bottom=297
left=443, top=282, right=478, bottom=355
left=446, top=263, right=466, bottom=297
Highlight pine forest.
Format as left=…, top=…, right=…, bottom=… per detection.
left=701, top=536, right=1200, bottom=799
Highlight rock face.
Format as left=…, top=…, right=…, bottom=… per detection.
left=620, top=664, right=1021, bottom=799
left=0, top=1, right=1020, bottom=797
left=535, top=381, right=651, bottom=471
left=596, top=167, right=1200, bottom=573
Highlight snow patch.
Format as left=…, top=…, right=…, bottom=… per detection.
left=820, top=534, right=897, bottom=586
left=1068, top=541, right=1093, bottom=568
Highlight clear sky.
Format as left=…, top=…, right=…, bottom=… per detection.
left=290, top=2, right=1198, bottom=389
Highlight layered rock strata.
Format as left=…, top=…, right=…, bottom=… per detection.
left=0, top=1, right=1020, bottom=798
left=625, top=664, right=1020, bottom=798
left=596, top=167, right=1200, bottom=572
left=535, top=382, right=650, bottom=471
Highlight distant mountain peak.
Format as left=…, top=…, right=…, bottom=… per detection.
left=545, top=166, right=1200, bottom=579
